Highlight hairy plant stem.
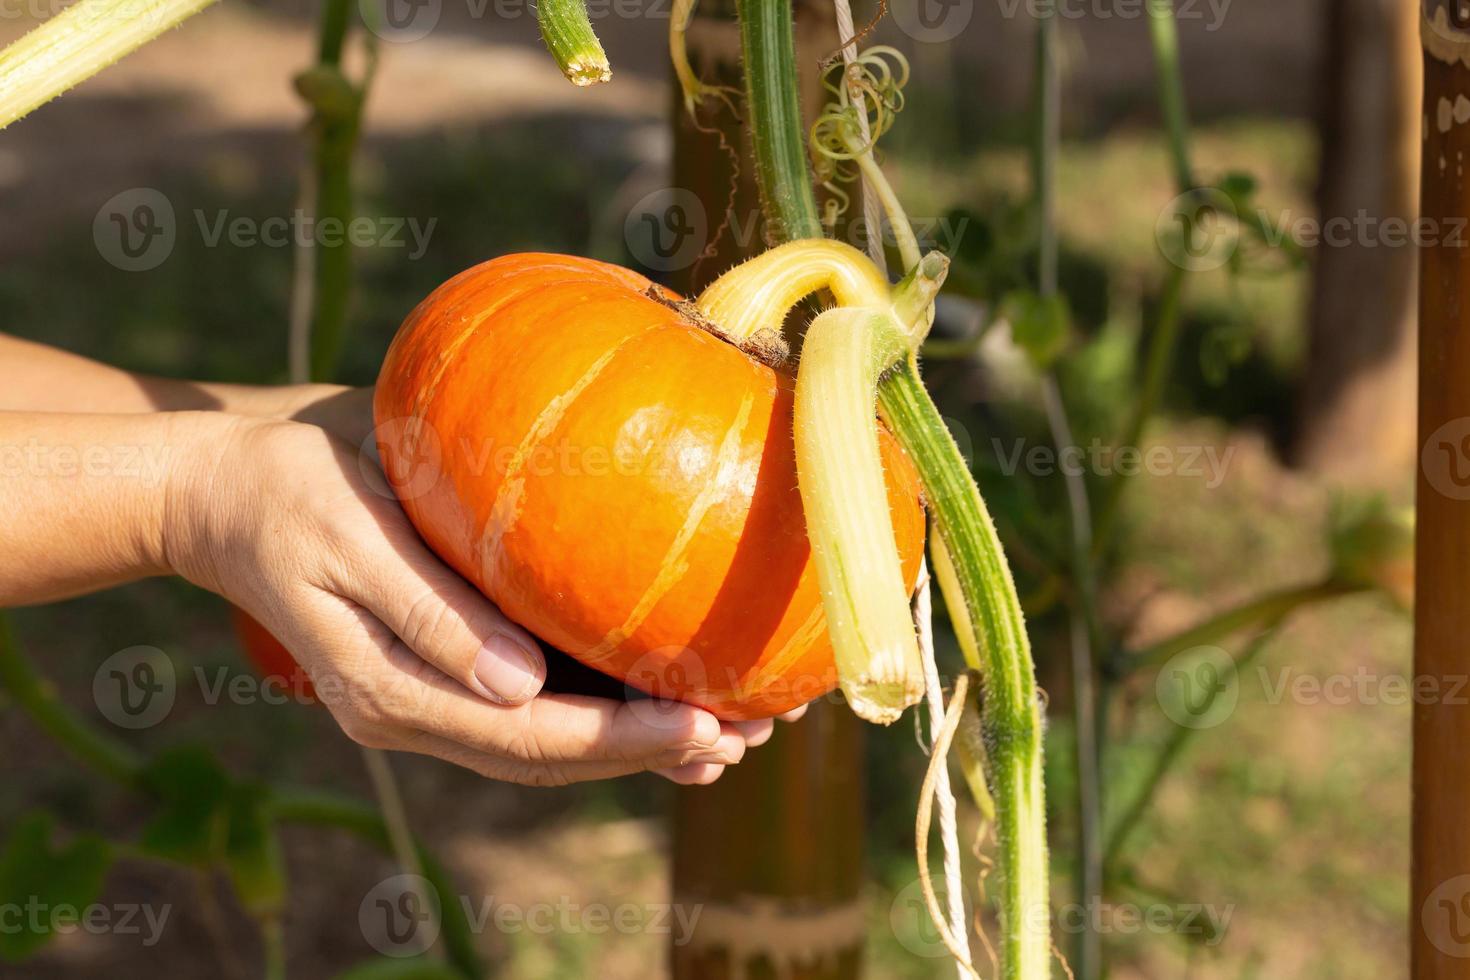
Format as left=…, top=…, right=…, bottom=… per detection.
left=737, top=0, right=824, bottom=242
left=879, top=362, right=1049, bottom=979
left=537, top=0, right=611, bottom=86
left=731, top=0, right=1049, bottom=966
left=0, top=0, right=220, bottom=128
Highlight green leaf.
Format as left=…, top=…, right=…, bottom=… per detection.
left=224, top=783, right=287, bottom=918
left=0, top=812, right=112, bottom=961
left=332, top=957, right=468, bottom=980
left=139, top=745, right=232, bottom=863
left=1216, top=170, right=1258, bottom=208
left=1003, top=290, right=1071, bottom=370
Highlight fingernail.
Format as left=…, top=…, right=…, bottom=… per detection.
left=474, top=633, right=542, bottom=704
left=677, top=711, right=722, bottom=749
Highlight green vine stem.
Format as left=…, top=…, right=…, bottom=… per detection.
left=730, top=0, right=1050, bottom=971
left=1103, top=624, right=1279, bottom=875
left=267, top=789, right=483, bottom=977
left=877, top=364, right=1050, bottom=978
left=1108, top=580, right=1365, bottom=679
left=0, top=616, right=481, bottom=977
left=1029, top=14, right=1101, bottom=978
left=0, top=614, right=143, bottom=786
left=737, top=0, right=823, bottom=242
left=293, top=0, right=374, bottom=381
left=1092, top=0, right=1195, bottom=559
left=0, top=0, right=220, bottom=128
left=1145, top=0, right=1195, bottom=194
left=537, top=0, right=611, bottom=86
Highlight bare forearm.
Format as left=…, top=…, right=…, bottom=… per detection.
left=0, top=333, right=338, bottom=418
left=0, top=410, right=217, bottom=605
left=0, top=333, right=372, bottom=445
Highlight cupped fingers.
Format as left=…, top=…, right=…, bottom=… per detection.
left=729, top=718, right=775, bottom=748
left=386, top=730, right=735, bottom=787
left=329, top=522, right=548, bottom=707
left=654, top=763, right=727, bottom=786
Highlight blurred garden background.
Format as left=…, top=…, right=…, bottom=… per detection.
left=0, top=0, right=1419, bottom=976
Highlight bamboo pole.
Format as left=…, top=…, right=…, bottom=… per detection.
left=668, top=2, right=866, bottom=977
left=1414, top=2, right=1470, bottom=975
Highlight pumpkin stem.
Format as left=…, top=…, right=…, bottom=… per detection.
left=696, top=237, right=950, bottom=345
left=793, top=306, right=923, bottom=724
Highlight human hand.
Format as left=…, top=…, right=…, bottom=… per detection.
left=163, top=411, right=786, bottom=786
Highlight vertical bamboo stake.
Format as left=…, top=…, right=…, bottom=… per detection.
left=1415, top=3, right=1470, bottom=976
left=668, top=2, right=866, bottom=977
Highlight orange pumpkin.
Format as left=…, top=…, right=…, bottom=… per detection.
left=231, top=607, right=316, bottom=701
left=374, top=253, right=926, bottom=720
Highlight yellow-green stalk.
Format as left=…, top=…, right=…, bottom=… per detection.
left=0, top=0, right=220, bottom=128
left=537, top=0, right=611, bottom=87
left=793, top=306, right=919, bottom=723
left=696, top=241, right=946, bottom=724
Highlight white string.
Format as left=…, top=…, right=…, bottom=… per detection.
left=915, top=557, right=973, bottom=976
left=832, top=0, right=887, bottom=273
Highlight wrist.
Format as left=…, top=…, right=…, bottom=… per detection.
left=158, top=410, right=256, bottom=592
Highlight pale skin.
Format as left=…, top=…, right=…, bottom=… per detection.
left=0, top=333, right=806, bottom=786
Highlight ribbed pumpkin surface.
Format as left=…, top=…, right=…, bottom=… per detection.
left=374, top=253, right=925, bottom=719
